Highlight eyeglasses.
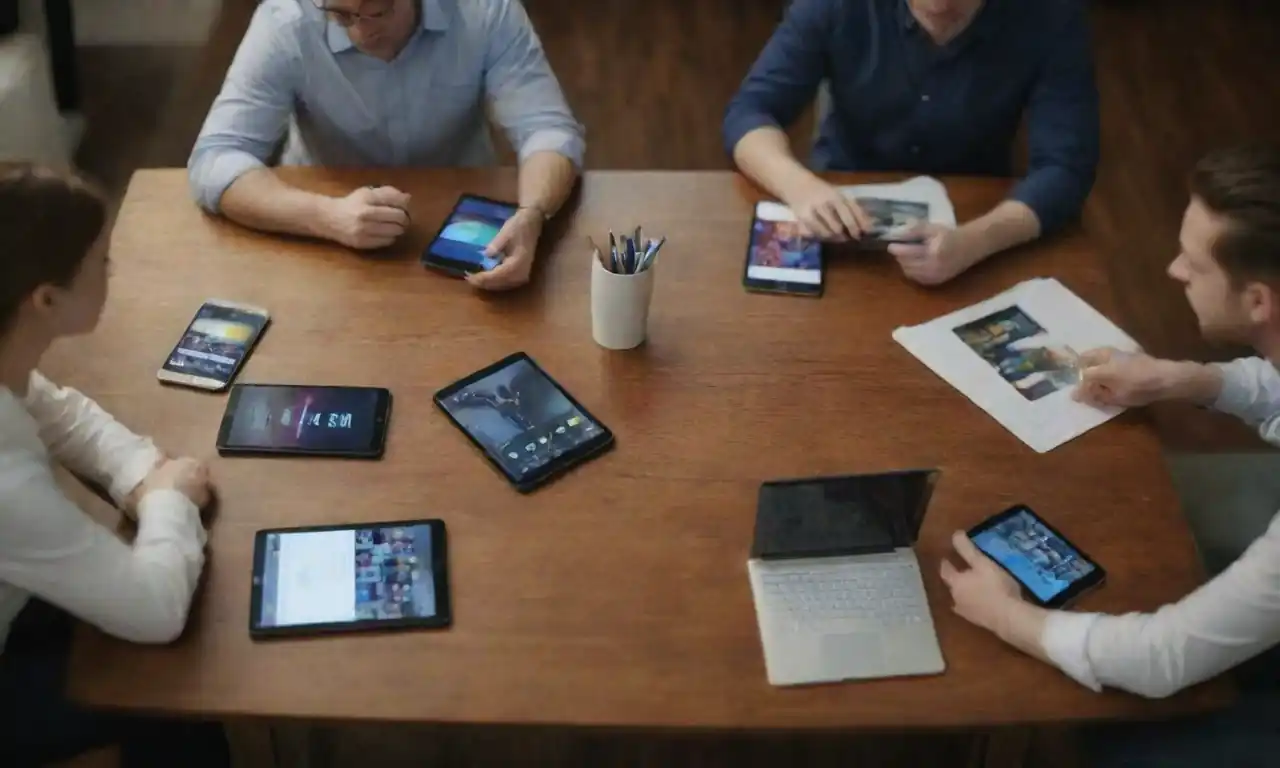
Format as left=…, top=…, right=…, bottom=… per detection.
left=313, top=0, right=395, bottom=27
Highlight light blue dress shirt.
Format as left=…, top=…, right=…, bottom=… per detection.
left=188, top=0, right=585, bottom=212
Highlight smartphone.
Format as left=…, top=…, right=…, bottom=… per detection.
left=742, top=201, right=823, bottom=297
left=156, top=299, right=270, bottom=391
left=968, top=505, right=1105, bottom=608
left=216, top=384, right=392, bottom=459
left=250, top=518, right=451, bottom=639
left=421, top=193, right=518, bottom=277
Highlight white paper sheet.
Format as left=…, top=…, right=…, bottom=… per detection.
left=892, top=278, right=1141, bottom=453
left=837, top=175, right=957, bottom=227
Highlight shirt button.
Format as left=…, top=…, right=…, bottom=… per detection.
left=921, top=94, right=930, bottom=102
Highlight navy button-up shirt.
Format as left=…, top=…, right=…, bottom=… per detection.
left=723, top=0, right=1100, bottom=235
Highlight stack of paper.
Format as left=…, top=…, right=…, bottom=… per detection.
left=892, top=278, right=1140, bottom=453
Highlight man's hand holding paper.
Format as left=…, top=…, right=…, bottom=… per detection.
left=888, top=223, right=986, bottom=286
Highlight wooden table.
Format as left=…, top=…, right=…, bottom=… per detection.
left=56, top=169, right=1229, bottom=730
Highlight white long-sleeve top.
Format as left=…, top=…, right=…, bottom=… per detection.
left=0, top=371, right=206, bottom=652
left=1042, top=357, right=1280, bottom=698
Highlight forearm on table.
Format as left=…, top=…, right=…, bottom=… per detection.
left=731, top=127, right=822, bottom=201
left=217, top=167, right=344, bottom=241
left=1, top=483, right=206, bottom=645
left=516, top=149, right=577, bottom=218
left=956, top=200, right=1042, bottom=266
left=995, top=599, right=1055, bottom=665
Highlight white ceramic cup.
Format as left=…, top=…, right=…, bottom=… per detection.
left=590, top=253, right=656, bottom=350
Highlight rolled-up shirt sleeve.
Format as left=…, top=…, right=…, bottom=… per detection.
left=483, top=0, right=584, bottom=168
left=1039, top=513, right=1280, bottom=699
left=1007, top=1, right=1099, bottom=236
left=23, top=372, right=159, bottom=507
left=1212, top=357, right=1280, bottom=443
left=187, top=2, right=301, bottom=213
left=722, top=0, right=831, bottom=157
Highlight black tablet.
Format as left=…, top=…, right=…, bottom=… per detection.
left=434, top=352, right=614, bottom=492
left=250, top=519, right=450, bottom=639
left=216, top=384, right=391, bottom=459
left=421, top=193, right=518, bottom=276
left=968, top=505, right=1105, bottom=609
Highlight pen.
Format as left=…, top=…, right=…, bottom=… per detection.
left=626, top=237, right=637, bottom=274
left=608, top=231, right=620, bottom=273
left=639, top=236, right=666, bottom=272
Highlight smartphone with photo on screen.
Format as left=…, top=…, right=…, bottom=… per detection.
left=421, top=193, right=518, bottom=277
left=967, top=505, right=1106, bottom=609
left=156, top=299, right=270, bottom=391
left=742, top=201, right=824, bottom=297
left=250, top=518, right=451, bottom=639
left=216, top=384, right=392, bottom=459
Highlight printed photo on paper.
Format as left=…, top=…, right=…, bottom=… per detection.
left=953, top=306, right=1081, bottom=402
left=856, top=197, right=930, bottom=242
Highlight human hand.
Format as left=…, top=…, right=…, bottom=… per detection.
left=1071, top=347, right=1212, bottom=408
left=321, top=186, right=412, bottom=250
left=940, top=531, right=1024, bottom=635
left=886, top=223, right=984, bottom=286
left=782, top=177, right=872, bottom=242
left=466, top=207, right=543, bottom=291
left=135, top=457, right=213, bottom=510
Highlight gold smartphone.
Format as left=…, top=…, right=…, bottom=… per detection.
left=156, top=298, right=270, bottom=391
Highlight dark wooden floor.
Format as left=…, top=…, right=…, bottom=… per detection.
left=64, top=2, right=1280, bottom=763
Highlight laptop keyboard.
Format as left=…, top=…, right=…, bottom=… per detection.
left=758, top=560, right=929, bottom=629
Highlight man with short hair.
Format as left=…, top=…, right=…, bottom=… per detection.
left=189, top=0, right=584, bottom=291
left=942, top=144, right=1280, bottom=765
left=723, top=0, right=1099, bottom=286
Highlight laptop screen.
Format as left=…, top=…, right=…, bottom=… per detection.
left=750, top=470, right=940, bottom=560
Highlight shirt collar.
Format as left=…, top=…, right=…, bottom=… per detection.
left=326, top=0, right=448, bottom=54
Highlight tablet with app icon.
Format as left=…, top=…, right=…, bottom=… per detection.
left=433, top=352, right=614, bottom=492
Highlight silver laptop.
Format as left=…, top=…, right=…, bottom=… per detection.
left=747, top=470, right=946, bottom=686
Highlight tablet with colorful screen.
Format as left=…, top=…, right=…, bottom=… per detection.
left=250, top=518, right=450, bottom=638
left=434, top=352, right=614, bottom=492
left=216, top=384, right=391, bottom=458
left=422, top=193, right=518, bottom=276
left=968, top=505, right=1105, bottom=608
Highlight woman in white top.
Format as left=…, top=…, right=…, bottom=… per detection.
left=0, top=164, right=227, bottom=767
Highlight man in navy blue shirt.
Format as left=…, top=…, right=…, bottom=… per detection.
left=724, top=0, right=1099, bottom=285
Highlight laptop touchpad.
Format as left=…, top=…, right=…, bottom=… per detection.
left=821, top=633, right=885, bottom=674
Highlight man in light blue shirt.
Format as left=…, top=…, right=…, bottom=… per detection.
left=189, top=0, right=584, bottom=291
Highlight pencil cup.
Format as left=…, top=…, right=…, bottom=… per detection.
left=591, top=254, right=655, bottom=350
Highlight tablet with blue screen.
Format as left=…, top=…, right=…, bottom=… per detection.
left=421, top=194, right=518, bottom=276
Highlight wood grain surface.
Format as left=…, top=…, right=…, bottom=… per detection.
left=58, top=169, right=1229, bottom=729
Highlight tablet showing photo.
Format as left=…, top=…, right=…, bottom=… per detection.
left=250, top=518, right=450, bottom=638
left=433, top=352, right=615, bottom=492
